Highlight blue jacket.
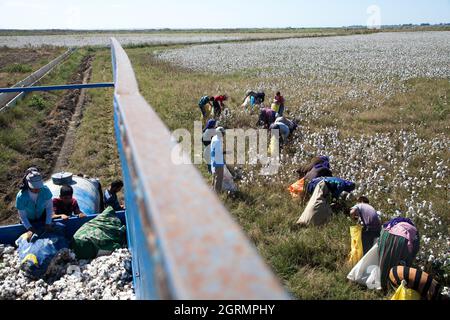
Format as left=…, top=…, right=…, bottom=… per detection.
left=16, top=186, right=53, bottom=221
left=308, top=177, right=355, bottom=199
left=210, top=135, right=224, bottom=169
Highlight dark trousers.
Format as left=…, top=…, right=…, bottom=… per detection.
left=199, top=105, right=206, bottom=118
left=362, top=229, right=381, bottom=255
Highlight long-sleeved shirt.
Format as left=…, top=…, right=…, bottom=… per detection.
left=386, top=222, right=418, bottom=253
left=214, top=95, right=227, bottom=106
left=104, top=189, right=122, bottom=211
left=274, top=95, right=285, bottom=105
left=270, top=122, right=290, bottom=141
left=351, top=203, right=382, bottom=231
left=198, top=96, right=211, bottom=107
left=210, top=135, right=224, bottom=171
left=16, top=188, right=53, bottom=230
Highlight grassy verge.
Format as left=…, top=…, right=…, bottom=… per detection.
left=0, top=47, right=66, bottom=87
left=66, top=49, right=119, bottom=187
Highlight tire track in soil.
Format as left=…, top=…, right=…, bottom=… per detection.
left=0, top=54, right=94, bottom=225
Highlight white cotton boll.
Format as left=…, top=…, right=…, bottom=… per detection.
left=0, top=247, right=135, bottom=300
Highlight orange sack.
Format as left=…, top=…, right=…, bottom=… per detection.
left=288, top=178, right=306, bottom=198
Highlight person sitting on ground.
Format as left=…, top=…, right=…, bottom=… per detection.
left=212, top=95, right=228, bottom=119
left=257, top=108, right=277, bottom=128
left=52, top=185, right=87, bottom=220
left=211, top=127, right=226, bottom=193
left=272, top=91, right=286, bottom=116
left=378, top=217, right=420, bottom=290
left=350, top=196, right=382, bottom=255
left=15, top=169, right=54, bottom=241
left=198, top=96, right=214, bottom=125
left=104, top=180, right=125, bottom=211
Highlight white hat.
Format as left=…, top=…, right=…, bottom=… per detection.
left=216, top=127, right=226, bottom=135
left=26, top=171, right=44, bottom=189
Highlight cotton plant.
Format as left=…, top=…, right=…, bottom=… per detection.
left=157, top=30, right=450, bottom=287
left=0, top=34, right=262, bottom=48
left=158, top=31, right=450, bottom=92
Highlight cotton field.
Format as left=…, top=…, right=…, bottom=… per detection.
left=0, top=33, right=305, bottom=48
left=158, top=31, right=450, bottom=287
left=0, top=34, right=247, bottom=48
left=158, top=32, right=450, bottom=83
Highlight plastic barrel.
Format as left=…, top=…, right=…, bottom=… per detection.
left=45, top=172, right=101, bottom=215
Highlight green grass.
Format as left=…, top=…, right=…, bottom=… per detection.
left=4, top=63, right=32, bottom=73
left=0, top=47, right=66, bottom=87
left=67, top=49, right=119, bottom=187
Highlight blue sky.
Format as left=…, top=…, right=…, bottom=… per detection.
left=0, top=0, right=449, bottom=29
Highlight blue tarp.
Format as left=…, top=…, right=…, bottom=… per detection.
left=15, top=226, right=69, bottom=279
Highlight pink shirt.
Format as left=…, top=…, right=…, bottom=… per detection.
left=386, top=222, right=417, bottom=253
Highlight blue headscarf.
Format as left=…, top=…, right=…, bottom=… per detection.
left=204, top=119, right=217, bottom=132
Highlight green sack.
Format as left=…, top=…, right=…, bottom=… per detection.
left=72, top=206, right=126, bottom=259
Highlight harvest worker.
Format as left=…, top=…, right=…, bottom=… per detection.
left=242, top=90, right=265, bottom=112
left=378, top=217, right=420, bottom=290
left=202, top=119, right=217, bottom=147
left=15, top=169, right=54, bottom=241
left=212, top=95, right=228, bottom=119
left=350, top=196, right=382, bottom=255
left=272, top=91, right=286, bottom=116
left=198, top=96, right=214, bottom=126
left=257, top=108, right=277, bottom=128
left=276, top=116, right=298, bottom=135
left=52, top=185, right=87, bottom=220
left=210, top=127, right=226, bottom=193
left=104, top=180, right=125, bottom=211
left=296, top=156, right=331, bottom=179
left=203, top=119, right=217, bottom=173
left=269, top=122, right=290, bottom=144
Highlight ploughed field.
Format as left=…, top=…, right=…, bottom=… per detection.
left=154, top=31, right=450, bottom=298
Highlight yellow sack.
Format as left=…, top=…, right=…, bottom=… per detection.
left=271, top=102, right=280, bottom=114
left=201, top=105, right=212, bottom=127
left=391, top=281, right=421, bottom=300
left=288, top=178, right=306, bottom=199
left=268, top=135, right=279, bottom=157
left=348, top=225, right=364, bottom=267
